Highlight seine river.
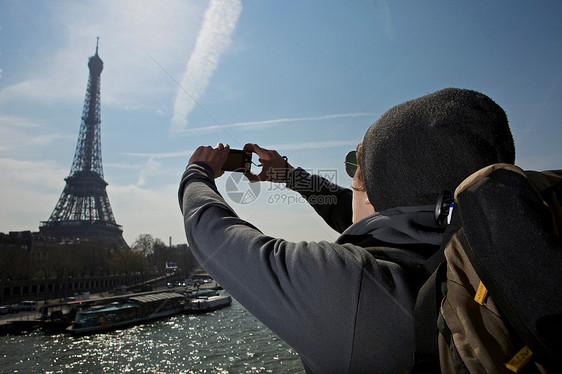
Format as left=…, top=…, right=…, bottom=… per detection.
left=0, top=293, right=304, bottom=373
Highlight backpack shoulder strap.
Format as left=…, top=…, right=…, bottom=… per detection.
left=413, top=198, right=460, bottom=372
left=524, top=169, right=562, bottom=237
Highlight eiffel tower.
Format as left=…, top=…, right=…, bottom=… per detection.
left=40, top=39, right=126, bottom=246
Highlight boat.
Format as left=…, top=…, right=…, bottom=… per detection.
left=186, top=294, right=232, bottom=314
left=67, top=292, right=186, bottom=335
left=186, top=288, right=218, bottom=298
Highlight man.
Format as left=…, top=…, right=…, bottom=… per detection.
left=178, top=88, right=515, bottom=373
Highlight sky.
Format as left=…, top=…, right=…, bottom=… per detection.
left=1, top=0, right=561, bottom=246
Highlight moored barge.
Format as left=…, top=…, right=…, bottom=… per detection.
left=67, top=292, right=186, bottom=335
left=186, top=295, right=232, bottom=314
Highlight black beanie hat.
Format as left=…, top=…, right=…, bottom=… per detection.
left=361, top=88, right=515, bottom=211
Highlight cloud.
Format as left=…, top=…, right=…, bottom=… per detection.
left=0, top=115, right=74, bottom=154
left=176, top=112, right=374, bottom=135
left=107, top=182, right=185, bottom=245
left=375, top=0, right=396, bottom=40
left=264, top=140, right=359, bottom=152
left=0, top=25, right=2, bottom=80
left=0, top=115, right=39, bottom=130
left=0, top=0, right=205, bottom=110
left=135, top=156, right=175, bottom=187
left=0, top=156, right=184, bottom=245
left=123, top=149, right=195, bottom=160
left=171, top=0, right=243, bottom=133
left=0, top=158, right=67, bottom=232
left=121, top=139, right=357, bottom=161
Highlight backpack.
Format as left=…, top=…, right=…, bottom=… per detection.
left=414, top=163, right=562, bottom=374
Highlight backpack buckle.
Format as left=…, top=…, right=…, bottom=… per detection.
left=435, top=190, right=454, bottom=226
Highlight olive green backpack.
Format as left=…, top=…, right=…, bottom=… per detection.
left=414, top=164, right=562, bottom=373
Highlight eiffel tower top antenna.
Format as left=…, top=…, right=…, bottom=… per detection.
left=95, top=36, right=99, bottom=55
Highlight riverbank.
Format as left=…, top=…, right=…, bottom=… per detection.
left=0, top=281, right=222, bottom=335
left=0, top=273, right=156, bottom=306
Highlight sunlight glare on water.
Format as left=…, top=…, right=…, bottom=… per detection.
left=0, top=295, right=303, bottom=373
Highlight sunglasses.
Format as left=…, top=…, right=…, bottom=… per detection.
left=345, top=151, right=358, bottom=178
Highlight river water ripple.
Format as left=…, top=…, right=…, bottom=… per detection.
left=0, top=294, right=303, bottom=373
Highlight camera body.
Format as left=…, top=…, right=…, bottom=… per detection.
left=222, top=149, right=252, bottom=173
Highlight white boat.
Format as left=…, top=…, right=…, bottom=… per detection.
left=67, top=292, right=186, bottom=335
left=186, top=295, right=232, bottom=314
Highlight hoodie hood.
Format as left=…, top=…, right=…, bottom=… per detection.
left=337, top=205, right=446, bottom=264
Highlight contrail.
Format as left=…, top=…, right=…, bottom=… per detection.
left=171, top=0, right=242, bottom=133
left=178, top=113, right=375, bottom=134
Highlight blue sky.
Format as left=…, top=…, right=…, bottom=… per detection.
left=1, top=0, right=561, bottom=246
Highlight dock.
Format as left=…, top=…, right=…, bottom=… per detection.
left=0, top=281, right=223, bottom=335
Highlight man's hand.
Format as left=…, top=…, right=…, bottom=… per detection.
left=189, top=143, right=230, bottom=178
left=243, top=143, right=294, bottom=183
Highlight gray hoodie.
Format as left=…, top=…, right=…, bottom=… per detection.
left=179, top=164, right=445, bottom=373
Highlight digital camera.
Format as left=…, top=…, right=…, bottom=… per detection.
left=222, top=149, right=252, bottom=173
